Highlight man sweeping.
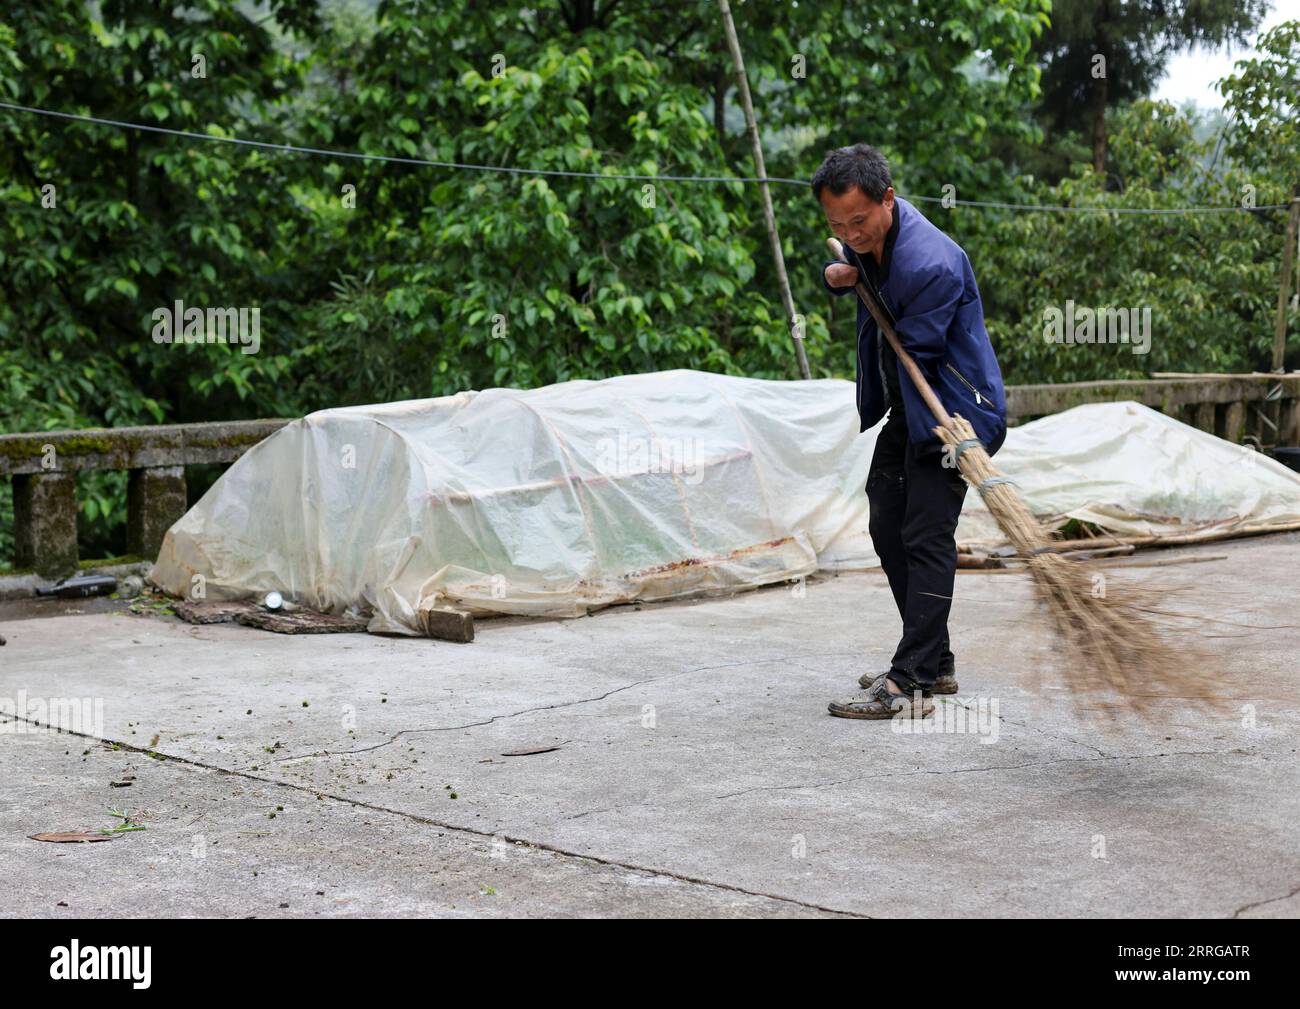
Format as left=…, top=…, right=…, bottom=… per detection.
left=812, top=143, right=1008, bottom=720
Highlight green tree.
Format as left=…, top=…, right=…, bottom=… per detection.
left=1031, top=0, right=1268, bottom=181
left=960, top=99, right=1290, bottom=387
left=1219, top=21, right=1300, bottom=177
left=0, top=0, right=322, bottom=560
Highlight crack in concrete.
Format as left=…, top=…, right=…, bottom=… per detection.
left=264, top=678, right=658, bottom=766
left=564, top=807, right=616, bottom=821
left=6, top=711, right=869, bottom=919
left=264, top=651, right=866, bottom=768
left=993, top=714, right=1112, bottom=758
left=1231, top=882, right=1300, bottom=918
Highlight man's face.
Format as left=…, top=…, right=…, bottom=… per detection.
left=819, top=185, right=895, bottom=256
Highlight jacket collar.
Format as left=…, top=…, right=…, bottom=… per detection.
left=877, top=198, right=901, bottom=279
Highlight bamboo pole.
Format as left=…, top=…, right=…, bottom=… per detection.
left=1149, top=372, right=1300, bottom=380
left=1273, top=188, right=1300, bottom=372
left=962, top=553, right=1229, bottom=574
left=825, top=239, right=951, bottom=423
left=717, top=0, right=810, bottom=380
left=1267, top=189, right=1300, bottom=444
left=1001, top=518, right=1300, bottom=552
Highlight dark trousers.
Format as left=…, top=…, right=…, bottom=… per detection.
left=865, top=407, right=969, bottom=692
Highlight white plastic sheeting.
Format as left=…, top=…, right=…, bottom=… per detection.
left=953, top=400, right=1300, bottom=546
left=151, top=371, right=877, bottom=632
left=149, top=371, right=1300, bottom=634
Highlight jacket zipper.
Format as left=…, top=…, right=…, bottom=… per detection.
left=946, top=362, right=983, bottom=405
left=859, top=272, right=894, bottom=405
left=855, top=327, right=865, bottom=394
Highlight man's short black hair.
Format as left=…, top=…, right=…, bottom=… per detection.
left=810, top=143, right=892, bottom=203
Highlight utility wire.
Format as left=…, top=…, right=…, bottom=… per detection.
left=0, top=101, right=802, bottom=185
left=1, top=100, right=1290, bottom=215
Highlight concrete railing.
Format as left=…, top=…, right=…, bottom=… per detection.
left=2, top=375, right=1298, bottom=580
left=0, top=420, right=289, bottom=578
left=1006, top=375, right=1300, bottom=444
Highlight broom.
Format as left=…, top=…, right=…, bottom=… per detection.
left=826, top=237, right=1200, bottom=713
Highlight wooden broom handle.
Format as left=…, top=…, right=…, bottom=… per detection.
left=825, top=237, right=953, bottom=427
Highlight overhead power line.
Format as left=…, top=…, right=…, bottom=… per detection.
left=0, top=101, right=1289, bottom=215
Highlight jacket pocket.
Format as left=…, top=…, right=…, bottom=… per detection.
left=945, top=361, right=987, bottom=407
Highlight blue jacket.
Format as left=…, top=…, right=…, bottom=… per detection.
left=822, top=196, right=1007, bottom=456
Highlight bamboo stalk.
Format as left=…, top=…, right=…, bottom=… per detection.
left=1273, top=190, right=1300, bottom=372
left=1097, top=554, right=1228, bottom=569
left=1149, top=372, right=1300, bottom=380
left=718, top=0, right=810, bottom=380
left=1045, top=519, right=1300, bottom=550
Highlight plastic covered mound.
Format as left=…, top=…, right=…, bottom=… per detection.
left=150, top=370, right=879, bottom=632
left=149, top=370, right=1300, bottom=634
left=953, top=400, right=1300, bottom=547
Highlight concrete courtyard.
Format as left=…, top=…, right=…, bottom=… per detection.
left=2, top=533, right=1298, bottom=918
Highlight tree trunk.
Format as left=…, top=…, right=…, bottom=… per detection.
left=714, top=63, right=728, bottom=143
left=1091, top=64, right=1109, bottom=178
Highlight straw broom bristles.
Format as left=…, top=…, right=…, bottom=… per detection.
left=826, top=238, right=1206, bottom=715
left=933, top=413, right=1202, bottom=712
